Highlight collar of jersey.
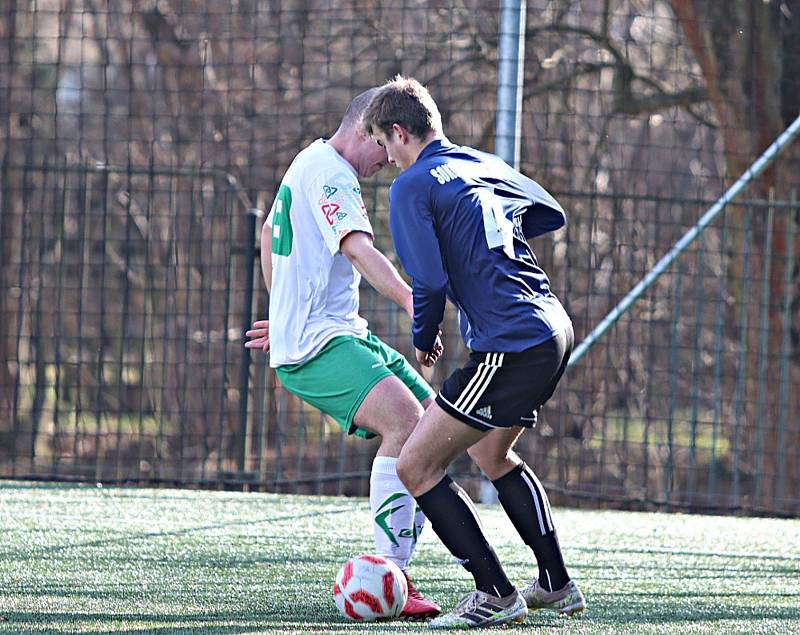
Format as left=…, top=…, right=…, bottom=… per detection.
left=418, top=138, right=455, bottom=160
left=318, top=138, right=358, bottom=177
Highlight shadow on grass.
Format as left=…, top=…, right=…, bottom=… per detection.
left=0, top=505, right=355, bottom=560
left=4, top=600, right=800, bottom=635
left=570, top=544, right=800, bottom=562
left=538, top=594, right=800, bottom=624
left=0, top=610, right=435, bottom=634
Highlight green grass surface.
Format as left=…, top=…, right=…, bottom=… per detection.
left=1, top=481, right=798, bottom=634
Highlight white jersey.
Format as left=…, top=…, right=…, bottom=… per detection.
left=266, top=139, right=372, bottom=367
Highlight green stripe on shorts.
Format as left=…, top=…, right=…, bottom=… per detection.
left=275, top=331, right=432, bottom=439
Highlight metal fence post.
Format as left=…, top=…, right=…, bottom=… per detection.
left=237, top=208, right=263, bottom=481
left=483, top=0, right=527, bottom=504
left=495, top=0, right=527, bottom=170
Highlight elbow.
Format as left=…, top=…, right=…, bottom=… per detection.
left=522, top=209, right=566, bottom=239
left=545, top=209, right=566, bottom=232
left=413, top=281, right=447, bottom=301
left=411, top=266, right=448, bottom=297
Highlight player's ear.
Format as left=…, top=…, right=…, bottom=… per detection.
left=392, top=123, right=408, bottom=144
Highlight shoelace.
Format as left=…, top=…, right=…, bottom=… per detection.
left=526, top=579, right=550, bottom=595
left=452, top=591, right=482, bottom=613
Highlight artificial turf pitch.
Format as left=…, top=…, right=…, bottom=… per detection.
left=1, top=481, right=798, bottom=634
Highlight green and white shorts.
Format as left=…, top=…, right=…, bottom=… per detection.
left=275, top=331, right=433, bottom=439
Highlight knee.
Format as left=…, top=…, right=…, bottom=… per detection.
left=397, top=452, right=413, bottom=494
left=396, top=450, right=429, bottom=496
left=395, top=452, right=416, bottom=491
left=468, top=447, right=518, bottom=481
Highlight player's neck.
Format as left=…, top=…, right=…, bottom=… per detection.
left=328, top=128, right=365, bottom=174
left=327, top=132, right=350, bottom=163
left=409, top=132, right=444, bottom=165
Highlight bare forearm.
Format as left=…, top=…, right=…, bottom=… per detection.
left=345, top=240, right=413, bottom=317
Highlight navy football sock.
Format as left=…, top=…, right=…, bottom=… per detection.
left=493, top=462, right=570, bottom=592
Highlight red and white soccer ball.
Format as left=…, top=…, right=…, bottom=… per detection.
left=332, top=554, right=408, bottom=621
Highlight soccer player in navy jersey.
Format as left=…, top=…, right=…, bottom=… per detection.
left=362, top=76, right=586, bottom=629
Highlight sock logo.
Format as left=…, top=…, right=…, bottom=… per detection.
left=412, top=504, right=424, bottom=544
left=398, top=507, right=423, bottom=543
left=374, top=492, right=408, bottom=547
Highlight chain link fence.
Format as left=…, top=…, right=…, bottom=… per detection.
left=2, top=0, right=799, bottom=515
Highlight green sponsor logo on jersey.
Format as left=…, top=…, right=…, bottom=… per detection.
left=271, top=184, right=293, bottom=256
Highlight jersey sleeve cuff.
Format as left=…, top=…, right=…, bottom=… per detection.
left=412, top=327, right=438, bottom=353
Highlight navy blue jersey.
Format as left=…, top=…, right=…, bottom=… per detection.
left=389, top=139, right=571, bottom=353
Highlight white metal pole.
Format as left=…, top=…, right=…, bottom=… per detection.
left=569, top=113, right=800, bottom=369
left=495, top=0, right=527, bottom=168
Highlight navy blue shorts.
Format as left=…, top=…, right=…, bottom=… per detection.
left=435, top=325, right=573, bottom=432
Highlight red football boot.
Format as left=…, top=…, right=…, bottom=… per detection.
left=400, top=571, right=441, bottom=620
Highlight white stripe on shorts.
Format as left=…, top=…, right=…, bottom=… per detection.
left=437, top=392, right=502, bottom=429
left=452, top=353, right=493, bottom=411
left=460, top=353, right=504, bottom=415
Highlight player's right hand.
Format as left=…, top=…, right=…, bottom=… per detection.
left=244, top=319, right=270, bottom=353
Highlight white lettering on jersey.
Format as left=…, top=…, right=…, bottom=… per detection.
left=430, top=163, right=459, bottom=185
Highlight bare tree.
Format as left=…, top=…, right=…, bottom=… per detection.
left=669, top=0, right=800, bottom=506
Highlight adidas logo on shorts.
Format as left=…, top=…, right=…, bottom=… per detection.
left=475, top=405, right=493, bottom=420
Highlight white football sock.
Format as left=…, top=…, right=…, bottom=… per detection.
left=369, top=456, right=425, bottom=571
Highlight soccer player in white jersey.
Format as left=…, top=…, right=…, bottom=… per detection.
left=245, top=88, right=441, bottom=619
left=362, top=76, right=586, bottom=629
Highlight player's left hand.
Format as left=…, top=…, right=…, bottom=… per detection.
left=244, top=319, right=270, bottom=353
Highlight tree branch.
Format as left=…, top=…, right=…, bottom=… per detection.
left=529, top=21, right=710, bottom=121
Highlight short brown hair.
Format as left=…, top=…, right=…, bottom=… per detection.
left=361, top=75, right=442, bottom=139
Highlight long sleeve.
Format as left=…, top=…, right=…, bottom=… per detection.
left=389, top=177, right=448, bottom=352
left=517, top=173, right=566, bottom=238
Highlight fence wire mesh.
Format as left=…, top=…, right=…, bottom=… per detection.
left=1, top=0, right=799, bottom=515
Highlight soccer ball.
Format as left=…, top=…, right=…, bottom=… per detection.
left=332, top=554, right=408, bottom=621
